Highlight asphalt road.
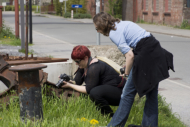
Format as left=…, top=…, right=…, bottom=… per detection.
left=1, top=12, right=190, bottom=126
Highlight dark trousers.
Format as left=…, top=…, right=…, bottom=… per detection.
left=89, top=85, right=123, bottom=117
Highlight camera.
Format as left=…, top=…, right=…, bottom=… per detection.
left=56, top=73, right=70, bottom=88
left=120, top=67, right=125, bottom=74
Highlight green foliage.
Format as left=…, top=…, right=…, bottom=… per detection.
left=136, top=17, right=146, bottom=23
left=77, top=0, right=87, bottom=14
left=0, top=22, right=15, bottom=39
left=54, top=0, right=61, bottom=15
left=0, top=90, right=186, bottom=127
left=18, top=49, right=34, bottom=55
left=0, top=22, right=22, bottom=46
left=4, top=5, right=39, bottom=11
left=54, top=0, right=87, bottom=16
left=73, top=13, right=91, bottom=19
left=64, top=12, right=71, bottom=18
left=107, top=0, right=122, bottom=19
left=5, top=5, right=15, bottom=11
left=180, top=20, right=190, bottom=29
left=65, top=0, right=79, bottom=14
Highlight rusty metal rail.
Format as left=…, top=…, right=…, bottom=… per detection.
left=0, top=55, right=80, bottom=110
left=9, top=64, right=47, bottom=121
left=1, top=54, right=69, bottom=65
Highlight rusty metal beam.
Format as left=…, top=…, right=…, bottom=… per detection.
left=15, top=0, right=19, bottom=38
left=9, top=64, right=47, bottom=121
left=0, top=55, right=80, bottom=108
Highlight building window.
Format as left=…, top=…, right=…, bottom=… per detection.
left=165, top=0, right=171, bottom=12
left=143, top=0, right=148, bottom=11
left=187, top=0, right=190, bottom=8
left=153, top=0, right=159, bottom=11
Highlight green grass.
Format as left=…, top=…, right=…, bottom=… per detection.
left=0, top=88, right=186, bottom=127
left=18, top=49, right=34, bottom=55
left=0, top=38, right=21, bottom=46
left=0, top=23, right=33, bottom=47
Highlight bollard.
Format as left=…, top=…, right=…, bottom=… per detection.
left=0, top=6, right=3, bottom=29
left=9, top=64, right=47, bottom=121
left=71, top=10, right=73, bottom=19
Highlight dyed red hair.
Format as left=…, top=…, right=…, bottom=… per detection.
left=71, top=45, right=91, bottom=60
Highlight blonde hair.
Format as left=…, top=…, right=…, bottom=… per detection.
left=93, top=12, right=120, bottom=36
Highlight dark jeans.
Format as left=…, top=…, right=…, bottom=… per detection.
left=108, top=68, right=158, bottom=127
left=89, top=85, right=123, bottom=116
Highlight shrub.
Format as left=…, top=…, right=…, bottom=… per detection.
left=73, top=13, right=81, bottom=19
left=85, top=14, right=92, bottom=18
left=5, top=5, right=14, bottom=11
left=64, top=12, right=71, bottom=18
left=180, top=20, right=190, bottom=29
left=73, top=13, right=92, bottom=19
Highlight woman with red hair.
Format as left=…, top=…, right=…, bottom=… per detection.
left=61, top=45, right=126, bottom=117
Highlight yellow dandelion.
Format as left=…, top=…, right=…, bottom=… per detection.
left=81, top=117, right=88, bottom=122
left=90, top=119, right=99, bottom=125
left=4, top=36, right=6, bottom=38
left=9, top=37, right=10, bottom=38
left=0, top=118, right=2, bottom=119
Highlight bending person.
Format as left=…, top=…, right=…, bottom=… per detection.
left=93, top=12, right=175, bottom=127
left=61, top=45, right=126, bottom=117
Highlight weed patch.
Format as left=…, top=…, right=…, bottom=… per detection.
left=0, top=89, right=186, bottom=127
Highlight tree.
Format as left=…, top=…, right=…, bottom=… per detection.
left=78, top=0, right=87, bottom=14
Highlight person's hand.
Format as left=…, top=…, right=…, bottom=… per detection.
left=61, top=81, right=71, bottom=88
left=119, top=74, right=128, bottom=80
left=119, top=74, right=124, bottom=77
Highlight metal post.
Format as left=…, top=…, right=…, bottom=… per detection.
left=15, top=0, right=19, bottom=38
left=25, top=0, right=29, bottom=59
left=71, top=10, right=73, bottom=18
left=65, top=1, right=66, bottom=13
left=20, top=0, right=25, bottom=50
left=9, top=64, right=47, bottom=121
left=29, top=0, right=33, bottom=44
left=122, top=0, right=127, bottom=21
left=96, top=0, right=100, bottom=45
left=61, top=2, right=63, bottom=16
left=0, top=6, right=2, bottom=30
left=39, top=0, right=41, bottom=14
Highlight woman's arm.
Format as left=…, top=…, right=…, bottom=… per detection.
left=124, top=49, right=134, bottom=75
left=62, top=81, right=87, bottom=94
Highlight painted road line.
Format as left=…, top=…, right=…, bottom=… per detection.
left=33, top=31, right=75, bottom=46
left=166, top=79, right=190, bottom=89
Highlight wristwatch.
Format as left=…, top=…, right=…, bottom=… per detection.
left=124, top=74, right=129, bottom=78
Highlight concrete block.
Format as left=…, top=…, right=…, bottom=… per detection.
left=41, top=62, right=73, bottom=84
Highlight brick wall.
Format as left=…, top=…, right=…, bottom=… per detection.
left=139, top=0, right=185, bottom=26
left=86, top=0, right=96, bottom=17
left=166, top=0, right=183, bottom=26
left=125, top=0, right=133, bottom=21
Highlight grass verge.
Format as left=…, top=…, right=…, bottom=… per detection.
left=0, top=89, right=186, bottom=127
left=0, top=22, right=33, bottom=47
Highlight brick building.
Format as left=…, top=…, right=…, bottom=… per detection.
left=123, top=0, right=190, bottom=26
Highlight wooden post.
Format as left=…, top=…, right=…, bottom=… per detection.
left=15, top=0, right=19, bottom=38
left=0, top=6, right=3, bottom=30
left=122, top=0, right=127, bottom=21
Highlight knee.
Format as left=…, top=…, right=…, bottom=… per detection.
left=89, top=88, right=100, bottom=101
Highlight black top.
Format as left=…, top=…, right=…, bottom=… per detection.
left=132, top=34, right=175, bottom=97
left=74, top=57, right=122, bottom=94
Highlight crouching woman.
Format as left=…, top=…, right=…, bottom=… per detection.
left=61, top=45, right=126, bottom=117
